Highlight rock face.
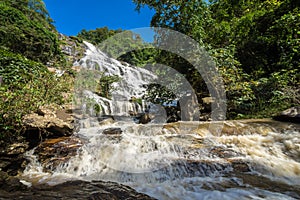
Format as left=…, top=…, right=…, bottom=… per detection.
left=57, top=34, right=86, bottom=65
left=165, top=106, right=181, bottom=123
left=23, top=106, right=74, bottom=139
left=99, top=117, right=115, bottom=126
left=0, top=143, right=29, bottom=176
left=0, top=171, right=28, bottom=192
left=34, top=137, right=83, bottom=171
left=1, top=106, right=75, bottom=176
left=273, top=106, right=300, bottom=123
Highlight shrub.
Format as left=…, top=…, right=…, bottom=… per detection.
left=0, top=2, right=62, bottom=64
left=0, top=49, right=71, bottom=141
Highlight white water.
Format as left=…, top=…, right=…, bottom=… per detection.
left=74, top=41, right=156, bottom=116
left=22, top=42, right=300, bottom=199
left=23, top=121, right=300, bottom=200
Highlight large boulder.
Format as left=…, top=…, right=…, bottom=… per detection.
left=138, top=113, right=153, bottom=124
left=1, top=106, right=75, bottom=176
left=98, top=117, right=115, bottom=126
left=273, top=106, right=300, bottom=123
left=23, top=106, right=74, bottom=139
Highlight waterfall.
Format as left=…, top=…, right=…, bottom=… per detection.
left=73, top=41, right=156, bottom=117
left=20, top=41, right=300, bottom=200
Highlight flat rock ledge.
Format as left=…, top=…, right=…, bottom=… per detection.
left=0, top=176, right=156, bottom=200
left=23, top=106, right=74, bottom=139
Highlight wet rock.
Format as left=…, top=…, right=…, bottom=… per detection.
left=180, top=94, right=199, bottom=121
left=229, top=160, right=251, bottom=173
left=202, top=97, right=215, bottom=112
left=102, top=128, right=122, bottom=135
left=79, top=117, right=102, bottom=128
left=233, top=173, right=300, bottom=199
left=199, top=113, right=211, bottom=121
left=34, top=137, right=83, bottom=171
left=210, top=146, right=242, bottom=158
left=76, top=116, right=115, bottom=128
left=273, top=106, right=300, bottom=123
left=0, top=159, right=11, bottom=170
left=158, top=159, right=232, bottom=179
left=0, top=179, right=156, bottom=200
left=0, top=142, right=28, bottom=176
left=6, top=143, right=29, bottom=156
left=165, top=106, right=181, bottom=123
left=139, top=113, right=153, bottom=124
left=0, top=171, right=9, bottom=188
left=0, top=171, right=27, bottom=192
left=56, top=109, right=74, bottom=123
left=98, top=117, right=115, bottom=126
left=128, top=110, right=138, bottom=116
left=190, top=119, right=286, bottom=137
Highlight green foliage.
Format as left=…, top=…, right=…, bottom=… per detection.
left=250, top=69, right=299, bottom=116
left=208, top=0, right=300, bottom=76
left=0, top=1, right=62, bottom=64
left=77, top=27, right=122, bottom=45
left=133, top=0, right=212, bottom=107
left=0, top=1, right=71, bottom=143
left=97, top=30, right=152, bottom=65
left=119, top=48, right=158, bottom=67
left=75, top=68, right=121, bottom=100
left=81, top=97, right=103, bottom=116
left=78, top=27, right=157, bottom=66
left=0, top=50, right=71, bottom=141
left=97, top=74, right=121, bottom=99
left=133, top=0, right=209, bottom=42
left=130, top=97, right=143, bottom=106
left=143, top=83, right=177, bottom=104
left=266, top=7, right=300, bottom=71
left=74, top=68, right=100, bottom=92
left=132, top=0, right=300, bottom=119
left=208, top=0, right=300, bottom=118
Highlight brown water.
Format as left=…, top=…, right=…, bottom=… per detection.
left=21, top=119, right=300, bottom=200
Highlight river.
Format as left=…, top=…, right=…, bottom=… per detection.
left=20, top=119, right=300, bottom=200
left=9, top=41, right=300, bottom=199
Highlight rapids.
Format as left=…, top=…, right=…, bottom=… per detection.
left=22, top=120, right=300, bottom=200
left=20, top=42, right=300, bottom=199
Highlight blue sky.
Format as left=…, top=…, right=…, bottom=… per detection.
left=43, top=0, right=155, bottom=36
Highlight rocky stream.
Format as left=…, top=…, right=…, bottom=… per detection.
left=0, top=41, right=299, bottom=200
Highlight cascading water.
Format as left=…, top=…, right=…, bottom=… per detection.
left=23, top=120, right=300, bottom=200
left=22, top=42, right=300, bottom=200
left=73, top=41, right=156, bottom=117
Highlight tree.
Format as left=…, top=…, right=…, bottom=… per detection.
left=0, top=1, right=62, bottom=64
left=0, top=0, right=69, bottom=142
left=133, top=0, right=212, bottom=102
left=77, top=27, right=122, bottom=45
left=132, top=0, right=300, bottom=118
left=209, top=0, right=300, bottom=76
left=133, top=0, right=209, bottom=43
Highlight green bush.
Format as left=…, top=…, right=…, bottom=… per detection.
left=0, top=49, right=70, bottom=141
left=0, top=2, right=62, bottom=64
